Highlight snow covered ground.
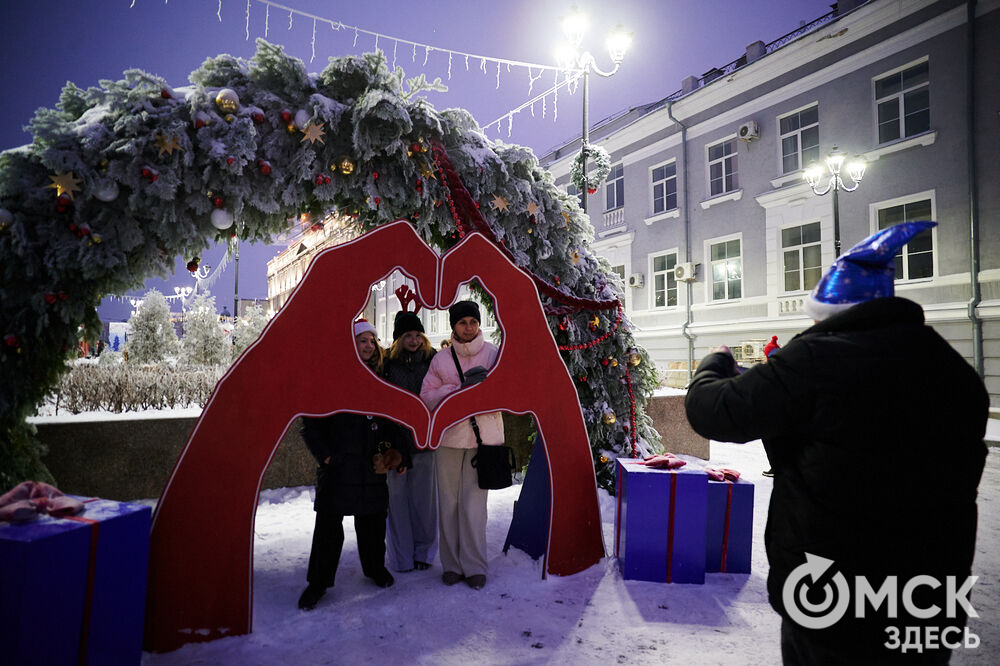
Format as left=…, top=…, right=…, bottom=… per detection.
left=141, top=431, right=1000, bottom=665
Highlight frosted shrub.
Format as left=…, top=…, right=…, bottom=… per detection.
left=127, top=289, right=179, bottom=364
left=49, top=364, right=225, bottom=414
left=181, top=293, right=231, bottom=366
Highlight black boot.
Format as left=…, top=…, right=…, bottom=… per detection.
left=370, top=568, right=395, bottom=588
left=298, top=583, right=327, bottom=610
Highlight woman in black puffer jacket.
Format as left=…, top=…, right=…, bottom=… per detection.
left=383, top=310, right=438, bottom=573
left=297, top=320, right=402, bottom=611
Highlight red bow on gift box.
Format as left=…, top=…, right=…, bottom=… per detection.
left=0, top=481, right=85, bottom=523
left=705, top=468, right=741, bottom=482
left=641, top=453, right=687, bottom=469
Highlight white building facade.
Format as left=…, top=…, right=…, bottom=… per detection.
left=542, top=0, right=1000, bottom=406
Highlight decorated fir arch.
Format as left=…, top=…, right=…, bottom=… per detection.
left=0, top=40, right=659, bottom=490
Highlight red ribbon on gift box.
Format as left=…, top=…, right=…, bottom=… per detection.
left=63, top=498, right=100, bottom=666
left=666, top=472, right=678, bottom=583
left=720, top=481, right=733, bottom=573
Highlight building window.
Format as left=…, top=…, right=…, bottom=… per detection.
left=710, top=239, right=742, bottom=300
left=651, top=162, right=677, bottom=214
left=708, top=139, right=738, bottom=196
left=605, top=163, right=625, bottom=211
left=651, top=253, right=678, bottom=308
left=779, top=105, right=819, bottom=174
left=567, top=183, right=584, bottom=207
left=877, top=199, right=934, bottom=279
left=875, top=61, right=929, bottom=144
left=781, top=222, right=822, bottom=292
left=611, top=264, right=626, bottom=281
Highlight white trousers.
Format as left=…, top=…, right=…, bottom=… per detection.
left=386, top=450, right=438, bottom=571
left=435, top=447, right=488, bottom=577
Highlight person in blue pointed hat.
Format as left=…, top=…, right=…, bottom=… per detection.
left=684, top=222, right=989, bottom=664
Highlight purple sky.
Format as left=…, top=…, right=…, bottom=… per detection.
left=0, top=0, right=832, bottom=321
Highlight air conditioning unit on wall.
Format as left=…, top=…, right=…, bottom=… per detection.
left=674, top=262, right=698, bottom=282
left=737, top=120, right=759, bottom=142
left=628, top=273, right=644, bottom=288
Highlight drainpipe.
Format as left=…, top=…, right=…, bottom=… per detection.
left=667, top=100, right=695, bottom=382
left=966, top=0, right=984, bottom=378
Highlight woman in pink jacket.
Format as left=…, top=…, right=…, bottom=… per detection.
left=420, top=301, right=504, bottom=590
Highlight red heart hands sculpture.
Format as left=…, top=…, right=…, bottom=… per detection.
left=144, top=221, right=604, bottom=652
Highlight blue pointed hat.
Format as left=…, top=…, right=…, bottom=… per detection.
left=803, top=221, right=936, bottom=320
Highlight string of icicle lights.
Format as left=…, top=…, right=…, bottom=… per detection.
left=243, top=0, right=583, bottom=139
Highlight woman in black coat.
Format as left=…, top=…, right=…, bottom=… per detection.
left=297, top=320, right=402, bottom=611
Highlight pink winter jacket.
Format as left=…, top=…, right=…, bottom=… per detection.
left=420, top=331, right=505, bottom=449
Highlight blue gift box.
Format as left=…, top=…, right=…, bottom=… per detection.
left=614, top=459, right=707, bottom=584
left=0, top=498, right=151, bottom=665
left=705, top=478, right=754, bottom=574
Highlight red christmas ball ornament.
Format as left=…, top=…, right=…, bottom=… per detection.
left=257, top=159, right=272, bottom=175
left=587, top=187, right=598, bottom=195
left=141, top=166, right=158, bottom=182
left=251, top=112, right=265, bottom=124
left=212, top=196, right=225, bottom=209
left=374, top=197, right=381, bottom=205
left=56, top=196, right=73, bottom=214
left=44, top=293, right=57, bottom=305
left=415, top=178, right=423, bottom=193
left=578, top=374, right=588, bottom=383
left=280, top=109, right=293, bottom=124
left=226, top=156, right=235, bottom=166
left=372, top=171, right=379, bottom=180
left=186, top=259, right=200, bottom=273
left=4, top=333, right=18, bottom=347
left=558, top=319, right=568, bottom=331
left=160, top=89, right=172, bottom=99
left=601, top=358, right=610, bottom=367
left=553, top=275, right=561, bottom=286
left=324, top=175, right=331, bottom=184
left=315, top=174, right=324, bottom=186
left=411, top=143, right=422, bottom=154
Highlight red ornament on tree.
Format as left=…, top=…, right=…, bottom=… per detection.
left=44, top=293, right=57, bottom=305
left=280, top=110, right=293, bottom=124
left=578, top=374, right=588, bottom=383
left=141, top=167, right=159, bottom=182
left=372, top=171, right=379, bottom=180
left=415, top=178, right=423, bottom=193
left=56, top=195, right=73, bottom=214
left=553, top=275, right=561, bottom=286
left=186, top=258, right=200, bottom=272
left=160, top=89, right=173, bottom=99
left=251, top=112, right=264, bottom=124
left=226, top=156, right=235, bottom=166
left=315, top=174, right=324, bottom=186
left=257, top=159, right=271, bottom=175
left=212, top=196, right=225, bottom=209
left=587, top=187, right=598, bottom=195
left=374, top=197, right=381, bottom=205
left=4, top=334, right=18, bottom=347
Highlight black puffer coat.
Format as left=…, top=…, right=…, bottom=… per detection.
left=383, top=348, right=435, bottom=454
left=302, top=413, right=393, bottom=516
left=686, top=298, right=988, bottom=648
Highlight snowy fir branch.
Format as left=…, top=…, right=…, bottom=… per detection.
left=0, top=40, right=659, bottom=491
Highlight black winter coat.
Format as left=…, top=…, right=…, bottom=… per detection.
left=685, top=298, right=988, bottom=649
left=302, top=412, right=394, bottom=516
left=383, top=348, right=435, bottom=455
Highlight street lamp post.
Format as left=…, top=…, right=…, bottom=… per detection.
left=803, top=146, right=867, bottom=256
left=556, top=8, right=632, bottom=213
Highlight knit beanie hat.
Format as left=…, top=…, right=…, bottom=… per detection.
left=353, top=318, right=377, bottom=338
left=803, top=221, right=936, bottom=321
left=763, top=336, right=780, bottom=358
left=392, top=311, right=424, bottom=340
left=449, top=300, right=481, bottom=329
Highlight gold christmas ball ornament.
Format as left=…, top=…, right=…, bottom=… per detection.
left=628, top=349, right=642, bottom=366
left=337, top=156, right=356, bottom=175
left=609, top=357, right=619, bottom=367
left=602, top=411, right=617, bottom=425
left=215, top=88, right=240, bottom=114
left=599, top=455, right=609, bottom=464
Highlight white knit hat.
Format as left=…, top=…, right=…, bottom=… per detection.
left=353, top=318, right=377, bottom=337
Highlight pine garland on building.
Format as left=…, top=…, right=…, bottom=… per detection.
left=0, top=40, right=659, bottom=491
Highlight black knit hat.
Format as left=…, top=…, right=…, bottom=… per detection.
left=449, top=300, right=481, bottom=329
left=392, top=311, right=424, bottom=340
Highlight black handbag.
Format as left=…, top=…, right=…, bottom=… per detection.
left=450, top=346, right=515, bottom=490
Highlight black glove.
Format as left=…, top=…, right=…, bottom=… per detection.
left=461, top=366, right=489, bottom=387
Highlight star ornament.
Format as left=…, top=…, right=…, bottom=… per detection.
left=491, top=194, right=510, bottom=213
left=45, top=171, right=82, bottom=199
left=300, top=121, right=326, bottom=145
left=526, top=201, right=540, bottom=216
left=156, top=134, right=183, bottom=157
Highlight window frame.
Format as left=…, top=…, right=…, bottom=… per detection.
left=869, top=191, right=937, bottom=282
left=649, top=159, right=678, bottom=216
left=605, top=163, right=625, bottom=211
left=705, top=233, right=744, bottom=302
left=706, top=137, right=739, bottom=197
left=779, top=221, right=824, bottom=294
left=873, top=57, right=930, bottom=145
left=777, top=103, right=820, bottom=175
left=648, top=250, right=679, bottom=310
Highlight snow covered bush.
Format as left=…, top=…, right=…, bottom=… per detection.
left=126, top=289, right=178, bottom=364
left=180, top=293, right=231, bottom=366
left=49, top=363, right=224, bottom=414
